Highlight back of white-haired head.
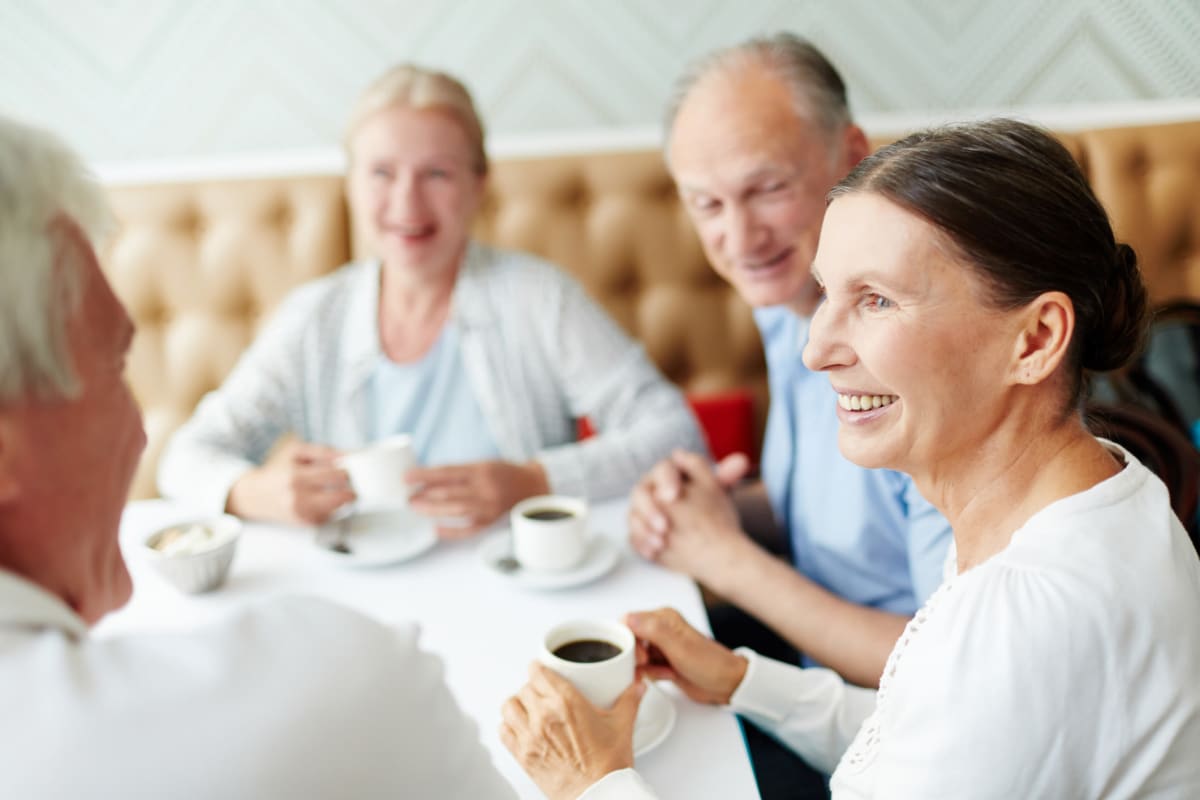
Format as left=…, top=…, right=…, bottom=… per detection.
left=0, top=115, right=113, bottom=405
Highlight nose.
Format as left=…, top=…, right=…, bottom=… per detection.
left=389, top=171, right=427, bottom=217
left=802, top=296, right=855, bottom=373
left=725, top=205, right=767, bottom=259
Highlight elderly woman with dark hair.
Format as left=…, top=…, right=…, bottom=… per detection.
left=502, top=119, right=1200, bottom=799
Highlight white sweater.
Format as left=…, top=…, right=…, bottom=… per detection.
left=158, top=242, right=704, bottom=512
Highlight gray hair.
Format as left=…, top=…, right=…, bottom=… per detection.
left=0, top=115, right=113, bottom=404
left=665, top=33, right=852, bottom=143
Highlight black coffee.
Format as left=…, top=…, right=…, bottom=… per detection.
left=524, top=508, right=574, bottom=521
left=552, top=639, right=622, bottom=663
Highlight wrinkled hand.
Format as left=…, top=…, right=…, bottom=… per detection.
left=227, top=441, right=353, bottom=526
left=501, top=662, right=645, bottom=800
left=628, top=450, right=750, bottom=585
left=625, top=609, right=748, bottom=706
left=406, top=459, right=550, bottom=538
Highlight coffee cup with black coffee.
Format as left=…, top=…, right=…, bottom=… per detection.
left=510, top=495, right=588, bottom=572
left=539, top=619, right=636, bottom=708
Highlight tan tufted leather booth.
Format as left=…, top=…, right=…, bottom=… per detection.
left=101, top=120, right=1200, bottom=499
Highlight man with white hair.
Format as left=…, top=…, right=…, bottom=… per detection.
left=626, top=35, right=953, bottom=797
left=0, top=114, right=515, bottom=798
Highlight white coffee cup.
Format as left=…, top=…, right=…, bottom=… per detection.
left=510, top=495, right=588, bottom=572
left=337, top=435, right=416, bottom=511
left=539, top=619, right=636, bottom=708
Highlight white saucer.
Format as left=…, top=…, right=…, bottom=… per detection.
left=478, top=533, right=620, bottom=590
left=634, top=681, right=677, bottom=757
left=315, top=507, right=437, bottom=568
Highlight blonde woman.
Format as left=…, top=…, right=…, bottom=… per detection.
left=159, top=65, right=702, bottom=535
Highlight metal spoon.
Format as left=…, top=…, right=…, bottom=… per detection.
left=494, top=537, right=521, bottom=573
left=320, top=517, right=353, bottom=555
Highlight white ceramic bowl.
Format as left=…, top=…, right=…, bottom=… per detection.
left=142, top=515, right=241, bottom=593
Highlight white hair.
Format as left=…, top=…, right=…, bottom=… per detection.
left=0, top=115, right=113, bottom=404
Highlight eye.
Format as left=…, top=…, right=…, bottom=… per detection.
left=864, top=292, right=893, bottom=311
left=688, top=194, right=720, bottom=215
left=369, top=165, right=392, bottom=180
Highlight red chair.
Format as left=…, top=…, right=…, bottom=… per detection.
left=576, top=389, right=757, bottom=466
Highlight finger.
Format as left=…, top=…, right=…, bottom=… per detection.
left=610, top=677, right=648, bottom=724
left=409, top=496, right=476, bottom=519
left=435, top=521, right=486, bottom=540
left=404, top=465, right=469, bottom=488
left=293, top=460, right=352, bottom=487
left=650, top=459, right=687, bottom=503
left=627, top=522, right=666, bottom=561
left=407, top=482, right=475, bottom=506
left=500, top=694, right=530, bottom=726
left=640, top=664, right=681, bottom=683
left=714, top=452, right=752, bottom=488
left=292, top=442, right=343, bottom=466
left=630, top=483, right=670, bottom=535
left=498, top=721, right=519, bottom=756
left=670, top=450, right=720, bottom=490
left=529, top=662, right=588, bottom=705
left=624, top=608, right=694, bottom=660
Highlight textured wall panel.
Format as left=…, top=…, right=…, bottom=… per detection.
left=0, top=0, right=1197, bottom=163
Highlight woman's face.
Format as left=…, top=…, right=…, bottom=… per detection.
left=802, top=193, right=1024, bottom=478
left=348, top=105, right=484, bottom=278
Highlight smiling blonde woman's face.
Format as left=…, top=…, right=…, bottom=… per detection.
left=347, top=106, right=484, bottom=279
left=802, top=193, right=1023, bottom=477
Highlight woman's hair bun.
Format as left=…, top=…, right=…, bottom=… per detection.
left=1080, top=242, right=1148, bottom=373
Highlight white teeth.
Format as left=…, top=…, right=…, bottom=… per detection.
left=838, top=393, right=897, bottom=411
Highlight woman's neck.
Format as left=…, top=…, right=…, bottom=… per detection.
left=915, top=404, right=1122, bottom=574
left=376, top=262, right=457, bottom=363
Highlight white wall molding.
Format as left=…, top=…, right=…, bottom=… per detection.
left=94, top=98, right=1200, bottom=186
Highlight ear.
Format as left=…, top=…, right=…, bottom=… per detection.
left=839, top=124, right=871, bottom=174
left=1009, top=291, right=1075, bottom=386
left=0, top=414, right=23, bottom=506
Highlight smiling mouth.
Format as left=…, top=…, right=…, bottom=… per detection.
left=837, top=393, right=898, bottom=411
left=740, top=247, right=793, bottom=273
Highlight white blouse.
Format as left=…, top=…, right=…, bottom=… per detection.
left=588, top=443, right=1200, bottom=799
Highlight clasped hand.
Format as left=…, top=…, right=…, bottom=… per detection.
left=628, top=450, right=752, bottom=586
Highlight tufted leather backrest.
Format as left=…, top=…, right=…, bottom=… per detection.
left=101, top=120, right=1200, bottom=499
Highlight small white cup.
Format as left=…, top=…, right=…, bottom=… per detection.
left=338, top=435, right=416, bottom=511
left=539, top=619, right=636, bottom=708
left=510, top=495, right=588, bottom=572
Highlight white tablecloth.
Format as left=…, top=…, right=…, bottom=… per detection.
left=98, top=499, right=761, bottom=799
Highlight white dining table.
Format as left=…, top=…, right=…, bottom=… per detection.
left=97, top=498, right=762, bottom=799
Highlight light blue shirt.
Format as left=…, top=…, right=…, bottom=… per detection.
left=367, top=322, right=502, bottom=465
left=755, top=306, right=952, bottom=623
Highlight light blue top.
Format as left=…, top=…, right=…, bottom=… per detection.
left=367, top=322, right=502, bottom=465
left=755, top=306, right=952, bottom=625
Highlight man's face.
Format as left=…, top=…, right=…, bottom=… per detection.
left=2, top=221, right=146, bottom=624
left=668, top=65, right=861, bottom=316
